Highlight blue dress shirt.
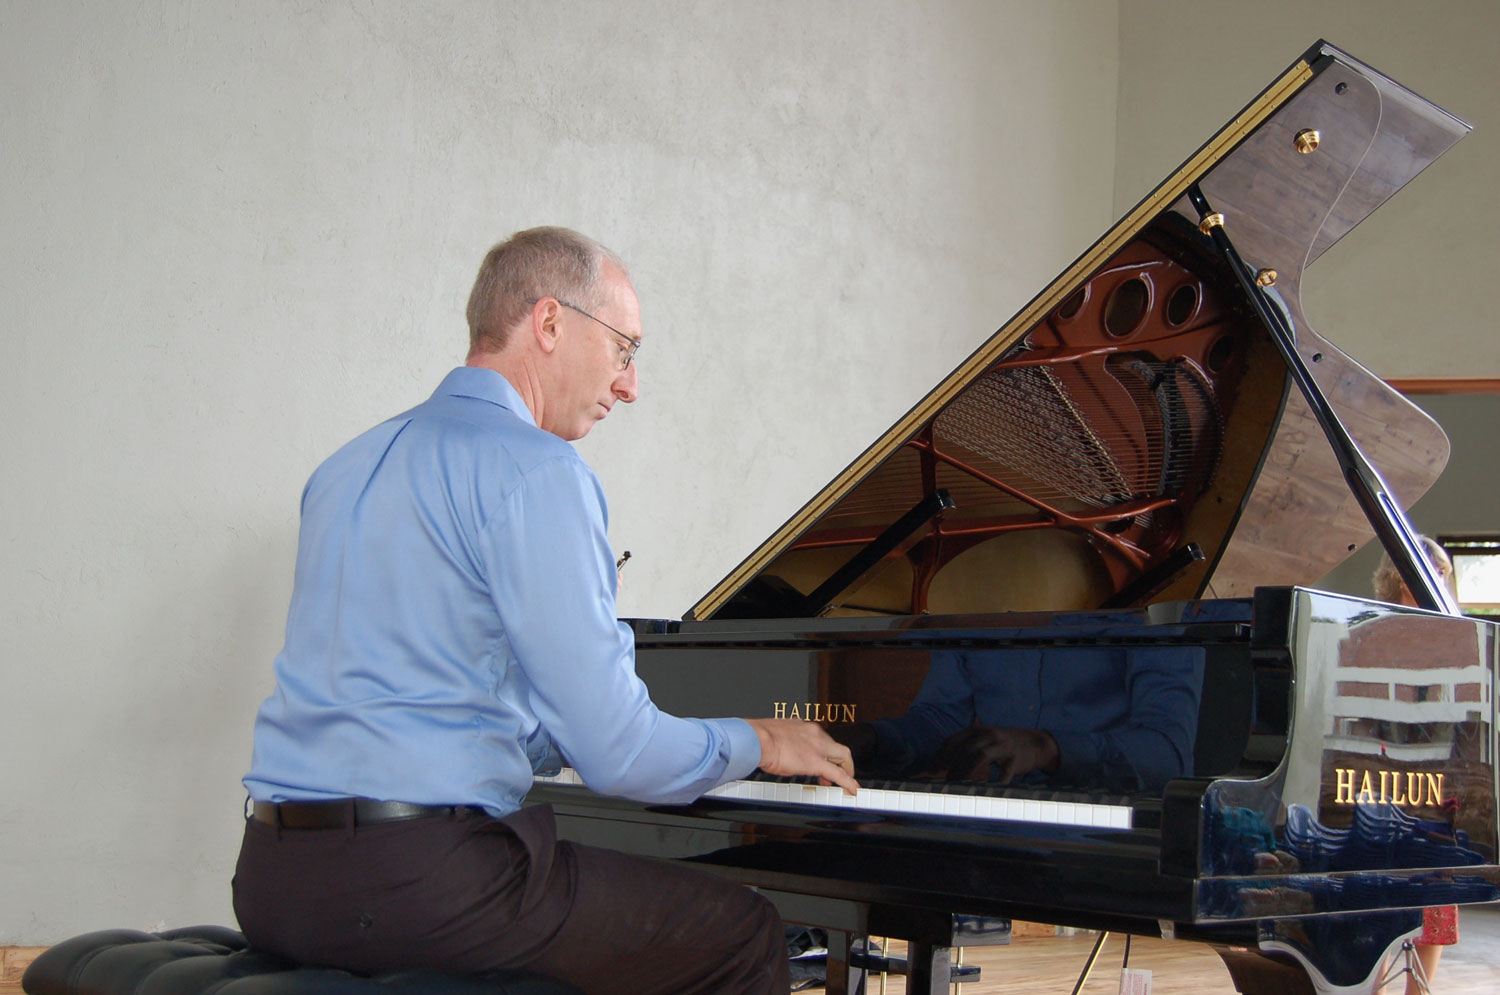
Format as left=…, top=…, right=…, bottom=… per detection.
left=245, top=367, right=760, bottom=815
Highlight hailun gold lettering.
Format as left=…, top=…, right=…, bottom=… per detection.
left=1332, top=767, right=1445, bottom=807
left=771, top=701, right=857, bottom=723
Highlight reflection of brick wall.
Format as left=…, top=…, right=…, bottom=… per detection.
left=1335, top=681, right=1474, bottom=703
left=1343, top=614, right=1476, bottom=669
left=1331, top=614, right=1490, bottom=745
left=1393, top=684, right=1443, bottom=703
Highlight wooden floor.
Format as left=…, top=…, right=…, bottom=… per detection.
left=856, top=933, right=1235, bottom=995
left=0, top=948, right=44, bottom=995
left=847, top=925, right=1500, bottom=995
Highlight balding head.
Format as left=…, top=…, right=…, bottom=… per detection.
left=465, top=227, right=628, bottom=357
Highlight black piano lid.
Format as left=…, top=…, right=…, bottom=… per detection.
left=688, top=40, right=1473, bottom=623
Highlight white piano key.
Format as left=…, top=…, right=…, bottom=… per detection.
left=533, top=769, right=1132, bottom=830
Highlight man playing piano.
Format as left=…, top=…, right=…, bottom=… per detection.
left=231, top=227, right=858, bottom=995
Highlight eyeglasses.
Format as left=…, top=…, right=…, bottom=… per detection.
left=527, top=297, right=640, bottom=370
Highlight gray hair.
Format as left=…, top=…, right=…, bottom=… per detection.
left=465, top=227, right=627, bottom=354
left=1372, top=534, right=1455, bottom=603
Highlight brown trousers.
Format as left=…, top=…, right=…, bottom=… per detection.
left=232, top=803, right=790, bottom=995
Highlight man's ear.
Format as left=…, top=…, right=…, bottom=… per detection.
left=528, top=297, right=563, bottom=355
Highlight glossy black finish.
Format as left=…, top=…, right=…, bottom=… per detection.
left=528, top=590, right=1500, bottom=938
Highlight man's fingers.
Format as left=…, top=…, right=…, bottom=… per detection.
left=800, top=733, right=858, bottom=794
left=748, top=718, right=861, bottom=794
left=816, top=745, right=859, bottom=794
left=824, top=744, right=853, bottom=770
left=817, top=758, right=861, bottom=795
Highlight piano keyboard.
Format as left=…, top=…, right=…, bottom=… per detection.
left=532, top=767, right=1133, bottom=829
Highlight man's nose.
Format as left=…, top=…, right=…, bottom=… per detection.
left=613, top=362, right=639, bottom=404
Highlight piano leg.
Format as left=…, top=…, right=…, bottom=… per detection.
left=905, top=940, right=954, bottom=995
left=759, top=889, right=970, bottom=994
left=823, top=929, right=866, bottom=995
left=1215, top=947, right=1318, bottom=995
left=1211, top=909, right=1423, bottom=994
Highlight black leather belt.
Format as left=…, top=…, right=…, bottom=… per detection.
left=251, top=799, right=471, bottom=829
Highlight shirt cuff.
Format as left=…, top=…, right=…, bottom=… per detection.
left=1048, top=730, right=1097, bottom=785
left=713, top=718, right=764, bottom=782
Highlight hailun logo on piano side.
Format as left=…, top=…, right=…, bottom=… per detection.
left=772, top=701, right=857, bottom=723
left=1333, top=767, right=1445, bottom=808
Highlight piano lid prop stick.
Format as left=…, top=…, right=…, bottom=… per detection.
left=1186, top=184, right=1459, bottom=615
left=799, top=489, right=956, bottom=616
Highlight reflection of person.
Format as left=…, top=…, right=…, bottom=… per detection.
left=1373, top=536, right=1459, bottom=995
left=834, top=643, right=1204, bottom=792
left=232, top=228, right=857, bottom=995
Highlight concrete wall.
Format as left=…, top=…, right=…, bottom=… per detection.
left=1115, top=0, right=1500, bottom=378
left=0, top=1, right=1119, bottom=941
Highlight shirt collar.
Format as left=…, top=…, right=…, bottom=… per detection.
left=434, top=367, right=537, bottom=429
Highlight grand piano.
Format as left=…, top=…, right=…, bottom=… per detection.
left=527, top=42, right=1500, bottom=994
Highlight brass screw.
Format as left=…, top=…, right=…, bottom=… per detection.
left=1199, top=212, right=1225, bottom=235
left=1294, top=129, right=1321, bottom=154
left=1255, top=268, right=1278, bottom=287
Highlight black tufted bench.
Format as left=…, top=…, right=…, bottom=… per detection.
left=22, top=926, right=586, bottom=995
